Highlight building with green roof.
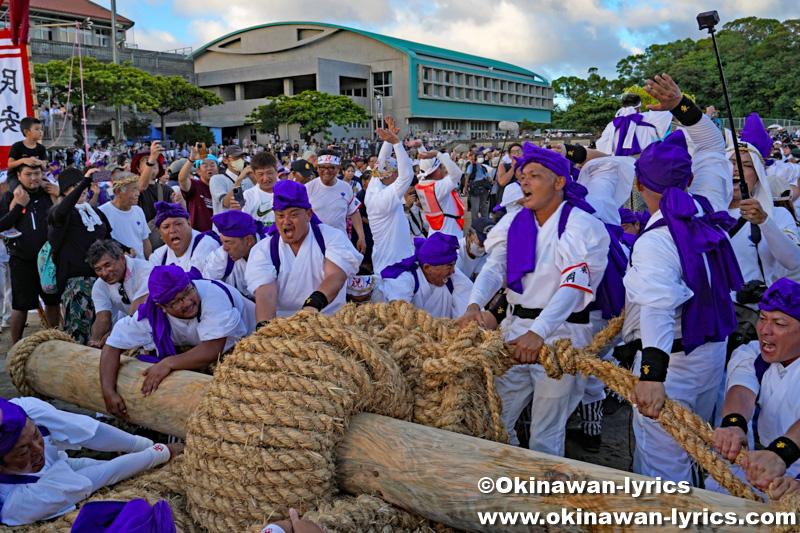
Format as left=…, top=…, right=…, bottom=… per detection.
left=191, top=22, right=552, bottom=143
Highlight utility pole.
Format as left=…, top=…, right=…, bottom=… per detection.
left=110, top=0, right=123, bottom=142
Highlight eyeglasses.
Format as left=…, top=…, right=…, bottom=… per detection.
left=510, top=149, right=523, bottom=155
left=164, top=284, right=195, bottom=311
left=317, top=165, right=337, bottom=173
left=118, top=284, right=130, bottom=305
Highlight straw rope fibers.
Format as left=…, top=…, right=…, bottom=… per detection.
left=3, top=301, right=800, bottom=532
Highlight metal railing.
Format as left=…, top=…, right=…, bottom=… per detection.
left=721, top=117, right=800, bottom=130
left=30, top=39, right=194, bottom=79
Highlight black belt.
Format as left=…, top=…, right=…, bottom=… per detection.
left=511, top=305, right=590, bottom=324
left=612, top=338, right=684, bottom=370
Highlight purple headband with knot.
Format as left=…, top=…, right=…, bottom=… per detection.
left=0, top=399, right=27, bottom=458
left=380, top=233, right=459, bottom=279
left=273, top=180, right=312, bottom=211
left=634, top=129, right=692, bottom=194
left=759, top=277, right=800, bottom=324
left=154, top=202, right=189, bottom=229
left=741, top=113, right=773, bottom=162
left=514, top=142, right=571, bottom=180
left=618, top=207, right=638, bottom=225
left=211, top=210, right=267, bottom=239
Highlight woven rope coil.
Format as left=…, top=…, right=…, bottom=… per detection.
left=4, top=304, right=799, bottom=531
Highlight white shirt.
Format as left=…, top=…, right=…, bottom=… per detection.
left=0, top=397, right=159, bottom=526
left=305, top=178, right=360, bottom=236
left=455, top=237, right=488, bottom=281
left=622, top=116, right=736, bottom=355
left=106, top=279, right=254, bottom=353
left=383, top=267, right=473, bottom=319
left=726, top=342, right=800, bottom=479
left=203, top=238, right=262, bottom=299
left=470, top=203, right=610, bottom=342
left=148, top=230, right=221, bottom=273
left=242, top=187, right=275, bottom=226
left=416, top=152, right=464, bottom=238
left=98, top=203, right=150, bottom=259
left=208, top=170, right=255, bottom=215
left=596, top=108, right=672, bottom=156
left=245, top=223, right=362, bottom=316
left=728, top=205, right=800, bottom=287
left=91, top=257, right=152, bottom=322
left=365, top=141, right=415, bottom=275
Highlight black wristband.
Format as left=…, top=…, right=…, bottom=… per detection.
left=256, top=320, right=269, bottom=329
left=563, top=144, right=587, bottom=164
left=670, top=95, right=703, bottom=127
left=304, top=291, right=328, bottom=312
left=145, top=160, right=155, bottom=167
left=767, top=437, right=800, bottom=469
left=721, top=413, right=748, bottom=435
left=485, top=291, right=508, bottom=324
left=639, top=347, right=670, bottom=382
left=611, top=343, right=638, bottom=370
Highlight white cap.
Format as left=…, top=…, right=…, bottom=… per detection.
left=418, top=157, right=441, bottom=178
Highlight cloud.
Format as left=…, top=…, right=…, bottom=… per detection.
left=129, top=28, right=191, bottom=52
left=122, top=0, right=800, bottom=81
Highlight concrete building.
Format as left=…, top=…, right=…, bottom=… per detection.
left=191, top=22, right=552, bottom=144
left=16, top=0, right=195, bottom=145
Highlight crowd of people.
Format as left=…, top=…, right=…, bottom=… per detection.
left=3, top=71, right=800, bottom=528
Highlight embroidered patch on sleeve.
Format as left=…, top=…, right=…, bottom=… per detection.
left=559, top=262, right=593, bottom=294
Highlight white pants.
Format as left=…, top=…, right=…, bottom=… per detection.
left=498, top=316, right=592, bottom=457
left=0, top=261, right=10, bottom=323
left=632, top=341, right=725, bottom=483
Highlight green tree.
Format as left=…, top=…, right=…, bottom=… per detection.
left=519, top=119, right=539, bottom=132
left=95, top=119, right=114, bottom=141
left=143, top=76, right=223, bottom=141
left=34, top=58, right=155, bottom=144
left=246, top=101, right=283, bottom=134
left=124, top=115, right=152, bottom=141
left=552, top=96, right=620, bottom=132
left=171, top=122, right=215, bottom=146
left=251, top=91, right=371, bottom=141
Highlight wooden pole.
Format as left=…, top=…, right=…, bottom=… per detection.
left=15, top=340, right=774, bottom=532
left=336, top=413, right=773, bottom=532
left=21, top=340, right=211, bottom=438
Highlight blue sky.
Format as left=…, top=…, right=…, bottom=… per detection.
left=99, top=0, right=800, bottom=83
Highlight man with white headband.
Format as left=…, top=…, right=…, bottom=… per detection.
left=346, top=268, right=383, bottom=304
left=366, top=116, right=416, bottom=276
left=726, top=113, right=800, bottom=291
left=415, top=145, right=465, bottom=238
left=596, top=93, right=672, bottom=157
left=305, top=149, right=367, bottom=253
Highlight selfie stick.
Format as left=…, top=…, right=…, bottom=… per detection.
left=697, top=10, right=749, bottom=200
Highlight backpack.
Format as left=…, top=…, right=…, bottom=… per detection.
left=37, top=242, right=59, bottom=294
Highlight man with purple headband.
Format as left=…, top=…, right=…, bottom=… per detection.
left=100, top=265, right=254, bottom=418
left=0, top=397, right=182, bottom=525
left=620, top=74, right=743, bottom=484
left=708, top=277, right=800, bottom=500
left=204, top=210, right=269, bottom=299
left=382, top=232, right=473, bottom=319
left=457, top=138, right=610, bottom=457
left=148, top=202, right=221, bottom=273
left=245, top=180, right=362, bottom=325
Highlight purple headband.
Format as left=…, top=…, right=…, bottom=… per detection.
left=514, top=142, right=571, bottom=180
left=634, top=130, right=692, bottom=194
left=71, top=499, right=176, bottom=533
left=636, top=211, right=651, bottom=225
left=618, top=207, right=637, bottom=225
left=759, top=277, right=800, bottom=324
left=417, top=232, right=459, bottom=266
left=154, top=202, right=190, bottom=229
left=138, top=266, right=199, bottom=359
left=273, top=179, right=312, bottom=211
left=211, top=210, right=265, bottom=238
left=741, top=113, right=772, bottom=161
left=0, top=399, right=28, bottom=458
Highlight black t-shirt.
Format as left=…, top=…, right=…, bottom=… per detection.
left=7, top=140, right=48, bottom=192
left=137, top=182, right=176, bottom=221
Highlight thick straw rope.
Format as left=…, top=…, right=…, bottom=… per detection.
left=5, top=304, right=799, bottom=531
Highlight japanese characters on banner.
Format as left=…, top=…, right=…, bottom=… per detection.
left=0, top=29, right=33, bottom=168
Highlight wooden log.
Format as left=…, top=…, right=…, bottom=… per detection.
left=17, top=340, right=775, bottom=532
left=336, top=413, right=773, bottom=532
left=21, top=340, right=211, bottom=438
